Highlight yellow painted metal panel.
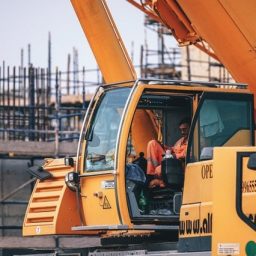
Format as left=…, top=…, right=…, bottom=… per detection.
left=23, top=158, right=92, bottom=236
left=177, top=0, right=256, bottom=99
left=183, top=161, right=213, bottom=204
left=241, top=157, right=256, bottom=222
left=26, top=212, right=55, bottom=219
left=220, top=0, right=256, bottom=48
left=115, top=85, right=145, bottom=226
left=178, top=202, right=212, bottom=239
left=131, top=109, right=159, bottom=157
left=181, top=161, right=213, bottom=240
left=71, top=0, right=136, bottom=83
left=224, top=130, right=251, bottom=147
left=200, top=202, right=213, bottom=238
left=32, top=191, right=61, bottom=199
left=36, top=181, right=65, bottom=188
left=80, top=174, right=120, bottom=226
left=242, top=192, right=256, bottom=216
left=179, top=203, right=200, bottom=238
left=212, top=147, right=256, bottom=255
left=29, top=201, right=58, bottom=208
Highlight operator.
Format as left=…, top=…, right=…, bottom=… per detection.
left=171, top=117, right=190, bottom=160
left=146, top=118, right=190, bottom=188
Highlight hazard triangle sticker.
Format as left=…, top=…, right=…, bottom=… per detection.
left=103, top=196, right=111, bottom=209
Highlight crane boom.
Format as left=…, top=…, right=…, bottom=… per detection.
left=128, top=0, right=256, bottom=98
left=177, top=0, right=256, bottom=97
left=71, top=0, right=137, bottom=83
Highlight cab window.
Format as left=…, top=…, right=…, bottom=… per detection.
left=85, top=87, right=131, bottom=171
left=188, top=96, right=253, bottom=162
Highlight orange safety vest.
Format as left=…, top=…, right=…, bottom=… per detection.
left=172, top=137, right=188, bottom=159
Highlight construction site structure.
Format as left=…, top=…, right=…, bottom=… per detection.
left=140, top=14, right=233, bottom=83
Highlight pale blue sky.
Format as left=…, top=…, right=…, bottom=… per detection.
left=0, top=0, right=159, bottom=72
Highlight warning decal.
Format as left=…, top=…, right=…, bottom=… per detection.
left=217, top=243, right=240, bottom=255
left=103, top=196, right=111, bottom=209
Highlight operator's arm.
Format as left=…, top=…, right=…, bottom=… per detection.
left=171, top=138, right=188, bottom=160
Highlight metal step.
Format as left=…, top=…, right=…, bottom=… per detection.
left=72, top=225, right=129, bottom=231
left=133, top=225, right=179, bottom=230
left=147, top=251, right=211, bottom=255
left=88, top=250, right=211, bottom=256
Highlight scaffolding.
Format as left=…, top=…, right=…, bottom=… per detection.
left=140, top=16, right=182, bottom=80
left=141, top=15, right=233, bottom=83
left=0, top=64, right=100, bottom=146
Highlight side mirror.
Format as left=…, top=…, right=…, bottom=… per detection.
left=65, top=172, right=80, bottom=191
left=247, top=153, right=256, bottom=170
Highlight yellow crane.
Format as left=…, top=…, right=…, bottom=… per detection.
left=23, top=1, right=256, bottom=255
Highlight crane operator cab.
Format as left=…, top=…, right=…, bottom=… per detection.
left=72, top=79, right=254, bottom=231
left=23, top=78, right=254, bottom=245
left=79, top=79, right=195, bottom=228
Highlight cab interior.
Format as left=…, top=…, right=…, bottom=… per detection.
left=125, top=90, right=193, bottom=223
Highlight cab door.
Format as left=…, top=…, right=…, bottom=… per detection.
left=78, top=87, right=131, bottom=228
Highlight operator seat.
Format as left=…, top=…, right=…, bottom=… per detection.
left=147, top=157, right=184, bottom=201
left=161, top=157, right=184, bottom=190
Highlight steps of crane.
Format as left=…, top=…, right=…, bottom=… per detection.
left=11, top=252, right=210, bottom=256
left=8, top=247, right=211, bottom=256
left=88, top=251, right=211, bottom=256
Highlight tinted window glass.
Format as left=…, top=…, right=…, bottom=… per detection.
left=85, top=88, right=131, bottom=171
left=189, top=98, right=252, bottom=162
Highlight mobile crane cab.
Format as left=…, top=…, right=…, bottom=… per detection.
left=70, top=79, right=254, bottom=238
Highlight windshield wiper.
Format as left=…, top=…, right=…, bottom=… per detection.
left=88, top=153, right=106, bottom=163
